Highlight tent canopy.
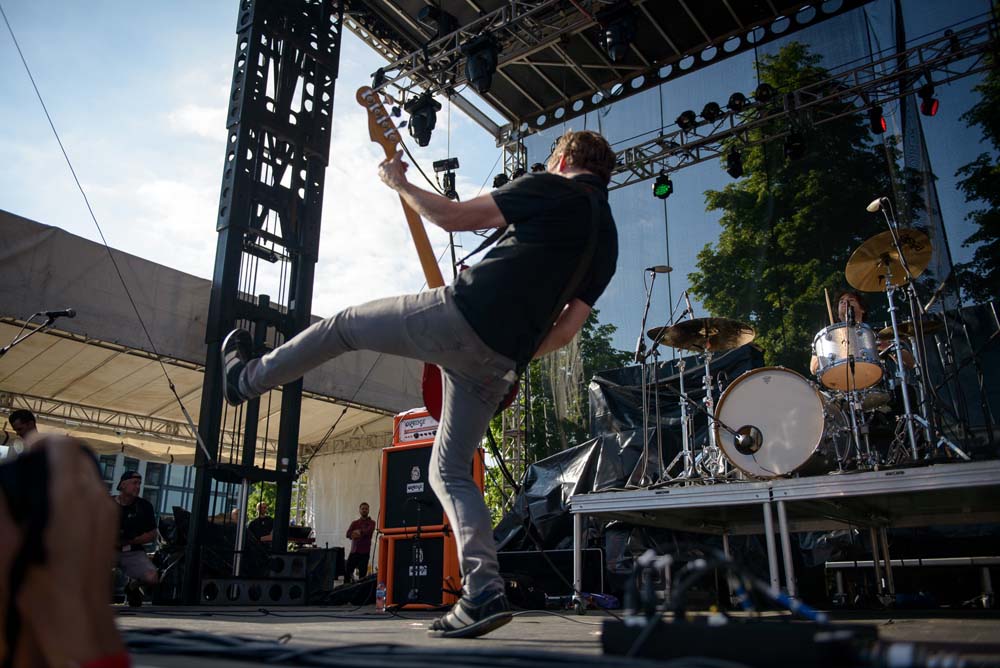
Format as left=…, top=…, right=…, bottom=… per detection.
left=0, top=210, right=423, bottom=463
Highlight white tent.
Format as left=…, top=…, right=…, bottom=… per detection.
left=0, top=209, right=424, bottom=547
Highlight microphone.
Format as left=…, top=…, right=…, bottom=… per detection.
left=42, top=309, right=76, bottom=319
left=644, top=265, right=673, bottom=273
left=866, top=196, right=888, bottom=213
left=923, top=274, right=951, bottom=312
left=847, top=304, right=856, bottom=326
left=683, top=291, right=695, bottom=320
left=733, top=425, right=763, bottom=455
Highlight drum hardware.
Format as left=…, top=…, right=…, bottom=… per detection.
left=850, top=203, right=970, bottom=462
left=645, top=315, right=756, bottom=485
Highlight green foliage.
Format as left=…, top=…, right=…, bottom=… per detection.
left=688, top=42, right=899, bottom=371
left=247, top=481, right=276, bottom=521
left=955, top=52, right=1000, bottom=303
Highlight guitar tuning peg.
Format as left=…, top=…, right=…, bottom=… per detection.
left=391, top=106, right=401, bottom=117
left=399, top=120, right=408, bottom=128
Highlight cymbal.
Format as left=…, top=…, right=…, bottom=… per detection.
left=648, top=317, right=755, bottom=352
left=845, top=229, right=932, bottom=292
left=878, top=318, right=944, bottom=340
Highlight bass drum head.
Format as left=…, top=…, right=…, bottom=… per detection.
left=716, top=367, right=825, bottom=478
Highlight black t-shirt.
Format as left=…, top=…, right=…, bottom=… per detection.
left=118, top=496, right=156, bottom=543
left=248, top=516, right=275, bottom=540
left=452, top=172, right=618, bottom=366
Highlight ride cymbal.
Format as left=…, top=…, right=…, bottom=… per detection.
left=648, top=317, right=755, bottom=352
left=877, top=318, right=944, bottom=340
left=846, top=229, right=932, bottom=292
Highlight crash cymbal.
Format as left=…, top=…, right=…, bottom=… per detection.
left=648, top=317, right=755, bottom=352
left=878, top=318, right=944, bottom=340
left=845, top=229, right=932, bottom=292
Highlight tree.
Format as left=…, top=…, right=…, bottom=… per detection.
left=954, top=53, right=1000, bottom=303
left=689, top=42, right=903, bottom=371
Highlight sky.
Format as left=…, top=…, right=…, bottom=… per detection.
left=1, top=0, right=992, bottom=356
left=0, top=0, right=504, bottom=321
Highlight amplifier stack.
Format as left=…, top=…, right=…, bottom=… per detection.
left=376, top=408, right=485, bottom=608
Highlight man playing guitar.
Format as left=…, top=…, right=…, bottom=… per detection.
left=222, top=128, right=618, bottom=638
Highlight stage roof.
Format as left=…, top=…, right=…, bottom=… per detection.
left=0, top=210, right=422, bottom=464
left=345, top=0, right=874, bottom=141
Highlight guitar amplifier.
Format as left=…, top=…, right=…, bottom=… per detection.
left=379, top=440, right=484, bottom=534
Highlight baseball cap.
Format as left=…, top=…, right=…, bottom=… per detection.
left=117, top=470, right=141, bottom=490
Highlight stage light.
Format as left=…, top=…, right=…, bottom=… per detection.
left=652, top=172, right=673, bottom=200
left=492, top=173, right=510, bottom=188
left=725, top=149, right=744, bottom=178
left=404, top=92, right=442, bottom=147
left=676, top=110, right=697, bottom=131
left=727, top=92, right=748, bottom=112
left=597, top=1, right=636, bottom=63
left=462, top=34, right=499, bottom=94
left=511, top=167, right=526, bottom=179
left=918, top=83, right=939, bottom=117
left=701, top=101, right=723, bottom=122
left=754, top=83, right=776, bottom=104
left=868, top=105, right=887, bottom=134
left=530, top=162, right=545, bottom=172
left=784, top=131, right=805, bottom=160
left=372, top=68, right=385, bottom=89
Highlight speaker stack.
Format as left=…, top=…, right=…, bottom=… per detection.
left=376, top=408, right=485, bottom=608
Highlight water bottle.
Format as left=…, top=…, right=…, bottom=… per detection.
left=375, top=582, right=386, bottom=613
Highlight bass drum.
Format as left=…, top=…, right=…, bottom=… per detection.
left=716, top=367, right=848, bottom=478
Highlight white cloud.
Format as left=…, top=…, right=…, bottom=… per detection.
left=167, top=104, right=227, bottom=140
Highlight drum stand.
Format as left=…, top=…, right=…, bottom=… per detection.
left=839, top=332, right=877, bottom=471
left=662, top=355, right=697, bottom=480
left=883, top=272, right=921, bottom=460
left=696, top=350, right=728, bottom=480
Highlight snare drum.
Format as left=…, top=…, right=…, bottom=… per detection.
left=716, top=367, right=848, bottom=478
left=812, top=322, right=882, bottom=391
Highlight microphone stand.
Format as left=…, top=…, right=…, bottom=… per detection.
left=634, top=269, right=660, bottom=486
left=0, top=313, right=62, bottom=358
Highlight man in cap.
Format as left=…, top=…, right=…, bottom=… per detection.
left=113, top=470, right=158, bottom=606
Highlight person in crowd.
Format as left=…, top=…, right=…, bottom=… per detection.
left=114, top=471, right=158, bottom=607
left=344, top=502, right=375, bottom=582
left=248, top=501, right=274, bottom=542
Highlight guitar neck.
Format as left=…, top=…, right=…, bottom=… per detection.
left=398, top=193, right=445, bottom=289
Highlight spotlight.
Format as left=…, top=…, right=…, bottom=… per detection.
left=754, top=83, right=776, bottom=103
left=462, top=34, right=499, bottom=95
left=492, top=173, right=510, bottom=188
left=404, top=92, right=442, bottom=147
left=676, top=110, right=697, bottom=131
left=417, top=5, right=457, bottom=38
left=511, top=167, right=526, bottom=179
left=918, top=83, right=939, bottom=117
left=701, top=101, right=723, bottom=122
left=868, top=105, right=887, bottom=134
left=372, top=68, right=385, bottom=89
left=725, top=149, right=743, bottom=178
left=727, top=92, right=748, bottom=112
left=597, top=1, right=636, bottom=63
left=530, top=162, right=546, bottom=172
left=652, top=172, right=673, bottom=200
left=784, top=131, right=805, bottom=160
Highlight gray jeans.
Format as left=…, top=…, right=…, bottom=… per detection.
left=243, top=287, right=517, bottom=597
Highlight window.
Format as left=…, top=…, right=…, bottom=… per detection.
left=145, top=463, right=165, bottom=487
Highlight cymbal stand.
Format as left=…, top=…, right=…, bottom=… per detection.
left=882, top=261, right=920, bottom=460
left=877, top=200, right=969, bottom=460
left=663, top=355, right=698, bottom=480
left=697, top=349, right=727, bottom=479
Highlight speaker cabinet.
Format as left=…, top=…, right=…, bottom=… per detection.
left=377, top=532, right=460, bottom=608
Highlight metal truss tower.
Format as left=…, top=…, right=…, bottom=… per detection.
left=183, top=0, right=344, bottom=604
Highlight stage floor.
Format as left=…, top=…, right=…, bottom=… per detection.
left=117, top=605, right=1000, bottom=666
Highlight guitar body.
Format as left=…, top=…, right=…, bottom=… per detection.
left=358, top=86, right=518, bottom=421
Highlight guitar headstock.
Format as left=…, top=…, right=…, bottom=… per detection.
left=357, top=86, right=400, bottom=159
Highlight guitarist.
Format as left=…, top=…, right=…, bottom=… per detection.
left=222, top=129, right=618, bottom=638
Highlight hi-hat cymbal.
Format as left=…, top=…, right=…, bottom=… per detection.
left=877, top=318, right=944, bottom=340
left=845, top=229, right=932, bottom=292
left=648, top=317, right=755, bottom=352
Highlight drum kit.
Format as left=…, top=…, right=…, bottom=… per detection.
left=635, top=200, right=968, bottom=484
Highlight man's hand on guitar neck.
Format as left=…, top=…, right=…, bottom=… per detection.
left=378, top=151, right=506, bottom=233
